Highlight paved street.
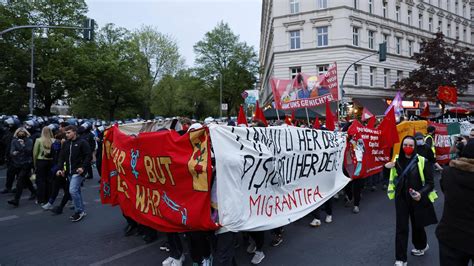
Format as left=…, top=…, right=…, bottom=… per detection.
left=0, top=168, right=443, bottom=266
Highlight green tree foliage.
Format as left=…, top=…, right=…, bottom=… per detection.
left=151, top=70, right=213, bottom=119
left=133, top=26, right=184, bottom=119
left=394, top=32, right=473, bottom=102
left=70, top=24, right=145, bottom=120
left=194, top=21, right=258, bottom=117
left=0, top=0, right=88, bottom=116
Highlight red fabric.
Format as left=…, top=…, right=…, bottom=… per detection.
left=361, top=107, right=374, bottom=121
left=284, top=116, right=293, bottom=126
left=367, top=116, right=376, bottom=129
left=291, top=110, right=295, bottom=122
left=253, top=101, right=268, bottom=127
left=378, top=106, right=399, bottom=148
left=437, top=86, right=457, bottom=104
left=313, top=117, right=321, bottom=129
left=345, top=120, right=392, bottom=179
left=428, top=122, right=450, bottom=164
left=420, top=103, right=431, bottom=117
left=237, top=105, right=248, bottom=127
left=325, top=101, right=335, bottom=131
left=100, top=125, right=219, bottom=232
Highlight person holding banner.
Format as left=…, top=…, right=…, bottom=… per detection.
left=385, top=136, right=438, bottom=266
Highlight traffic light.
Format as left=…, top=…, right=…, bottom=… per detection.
left=83, top=18, right=95, bottom=41
left=379, top=42, right=387, bottom=62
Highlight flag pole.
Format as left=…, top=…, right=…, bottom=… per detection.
left=305, top=108, right=310, bottom=126
left=276, top=107, right=280, bottom=121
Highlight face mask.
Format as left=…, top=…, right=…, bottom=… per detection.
left=416, top=140, right=424, bottom=146
left=403, top=146, right=415, bottom=156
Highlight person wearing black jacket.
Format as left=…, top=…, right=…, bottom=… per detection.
left=385, top=136, right=437, bottom=266
left=436, top=142, right=474, bottom=265
left=56, top=125, right=91, bottom=222
left=7, top=127, right=36, bottom=207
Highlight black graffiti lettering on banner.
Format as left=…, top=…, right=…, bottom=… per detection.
left=243, top=149, right=342, bottom=194
left=322, top=131, right=339, bottom=149
left=231, top=127, right=244, bottom=150
left=285, top=128, right=294, bottom=151
left=296, top=129, right=323, bottom=151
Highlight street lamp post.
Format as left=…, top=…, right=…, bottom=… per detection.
left=220, top=72, right=223, bottom=119
left=0, top=21, right=94, bottom=115
left=29, top=30, right=34, bottom=115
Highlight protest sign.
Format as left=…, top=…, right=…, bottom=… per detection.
left=209, top=125, right=349, bottom=231
left=271, top=63, right=339, bottom=110
left=346, top=120, right=391, bottom=179
left=428, top=122, right=451, bottom=164
left=100, top=125, right=218, bottom=232
left=392, top=121, right=428, bottom=159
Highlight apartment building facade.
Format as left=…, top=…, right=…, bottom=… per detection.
left=259, top=0, right=474, bottom=115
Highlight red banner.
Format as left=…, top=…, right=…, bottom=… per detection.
left=428, top=122, right=451, bottom=164
left=271, top=63, right=339, bottom=110
left=100, top=125, right=219, bottom=232
left=346, top=120, right=392, bottom=179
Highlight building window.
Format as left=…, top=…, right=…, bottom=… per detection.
left=290, top=67, right=301, bottom=79
left=455, top=26, right=459, bottom=39
left=354, top=65, right=360, bottom=86
left=438, top=0, right=441, bottom=7
left=396, top=6, right=400, bottom=22
left=368, top=30, right=375, bottom=49
left=317, top=0, right=327, bottom=9
left=447, top=23, right=451, bottom=37
left=317, top=65, right=329, bottom=75
left=354, top=0, right=358, bottom=9
left=447, top=0, right=450, bottom=11
left=439, top=20, right=443, bottom=32
left=369, top=67, right=376, bottom=87
left=290, top=0, right=299, bottom=14
left=408, top=41, right=413, bottom=56
left=368, top=0, right=373, bottom=14
left=396, top=37, right=401, bottom=55
left=455, top=1, right=458, bottom=14
left=353, top=27, right=359, bottom=46
left=290, top=30, right=301, bottom=49
left=397, top=70, right=403, bottom=81
left=419, top=14, right=423, bottom=29
left=462, top=5, right=466, bottom=17
left=407, top=10, right=412, bottom=26
left=316, top=26, right=328, bottom=47
left=384, top=69, right=390, bottom=88
left=383, top=1, right=387, bottom=18
left=383, top=34, right=390, bottom=50
left=463, top=29, right=467, bottom=41
left=428, top=17, right=433, bottom=31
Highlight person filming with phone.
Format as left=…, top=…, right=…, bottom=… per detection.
left=385, top=136, right=438, bottom=266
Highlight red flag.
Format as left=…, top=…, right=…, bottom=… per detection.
left=325, top=101, right=335, bottom=131
left=291, top=110, right=295, bottom=122
left=253, top=101, right=268, bottom=127
left=378, top=106, right=399, bottom=147
left=237, top=105, right=248, bottom=127
left=361, top=107, right=374, bottom=121
left=367, top=116, right=376, bottom=128
left=313, top=117, right=321, bottom=129
left=437, top=86, right=457, bottom=104
left=284, top=116, right=293, bottom=126
left=420, top=103, right=431, bottom=117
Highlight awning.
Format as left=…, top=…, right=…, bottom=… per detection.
left=352, top=97, right=389, bottom=116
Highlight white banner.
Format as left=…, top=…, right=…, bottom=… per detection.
left=209, top=125, right=349, bottom=232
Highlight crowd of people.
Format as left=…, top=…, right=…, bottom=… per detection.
left=1, top=115, right=473, bottom=266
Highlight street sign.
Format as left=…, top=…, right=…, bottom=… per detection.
left=26, top=82, right=35, bottom=88
left=221, top=103, right=228, bottom=111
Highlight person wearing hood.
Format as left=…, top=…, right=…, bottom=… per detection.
left=385, top=136, right=438, bottom=266
left=436, top=142, right=474, bottom=265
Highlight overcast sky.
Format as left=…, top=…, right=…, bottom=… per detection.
left=85, top=0, right=262, bottom=67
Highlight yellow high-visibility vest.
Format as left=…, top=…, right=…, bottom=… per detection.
left=424, top=134, right=436, bottom=156
left=387, top=155, right=438, bottom=202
